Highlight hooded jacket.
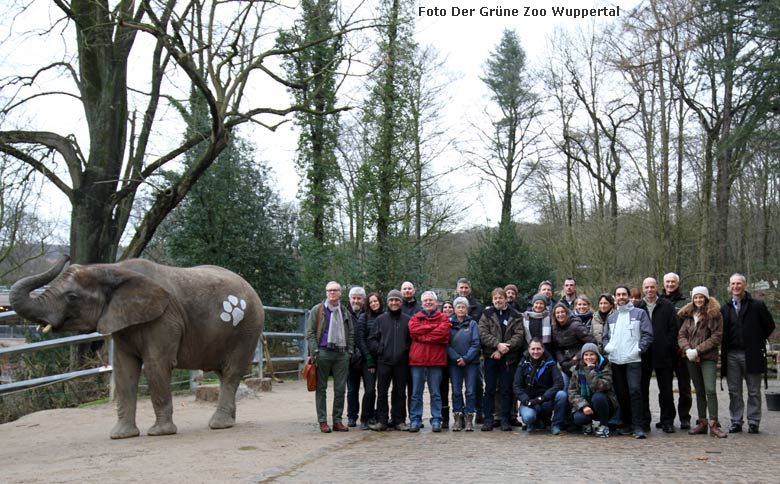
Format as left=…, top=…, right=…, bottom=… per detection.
left=678, top=297, right=723, bottom=362
left=602, top=303, right=654, bottom=365
left=552, top=314, right=595, bottom=375
left=447, top=314, right=481, bottom=365
left=408, top=308, right=450, bottom=366
left=568, top=352, right=618, bottom=412
left=514, top=349, right=564, bottom=402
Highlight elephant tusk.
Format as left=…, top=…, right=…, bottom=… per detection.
left=42, top=324, right=52, bottom=334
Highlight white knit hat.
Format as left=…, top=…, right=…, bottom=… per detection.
left=691, top=286, right=709, bottom=299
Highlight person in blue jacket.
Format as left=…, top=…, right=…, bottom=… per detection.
left=447, top=296, right=481, bottom=431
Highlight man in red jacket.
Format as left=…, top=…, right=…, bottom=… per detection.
left=408, top=290, right=450, bottom=432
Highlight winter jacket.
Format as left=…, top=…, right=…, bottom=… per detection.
left=575, top=311, right=594, bottom=332
left=356, top=309, right=382, bottom=368
left=602, top=303, right=653, bottom=365
left=401, top=298, right=422, bottom=318
left=567, top=354, right=619, bottom=412
left=408, top=309, right=450, bottom=366
left=552, top=315, right=595, bottom=375
left=514, top=350, right=564, bottom=403
left=720, top=291, right=776, bottom=375
left=306, top=301, right=354, bottom=356
left=348, top=307, right=365, bottom=367
left=368, top=309, right=411, bottom=366
left=465, top=295, right=484, bottom=321
left=478, top=306, right=526, bottom=365
left=635, top=297, right=678, bottom=369
left=446, top=315, right=481, bottom=365
left=678, top=298, right=723, bottom=362
left=591, top=310, right=613, bottom=347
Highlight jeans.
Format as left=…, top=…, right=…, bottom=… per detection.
left=726, top=350, right=763, bottom=425
left=315, top=349, right=349, bottom=424
left=449, top=363, right=479, bottom=414
left=688, top=359, right=718, bottom=420
left=519, top=390, right=568, bottom=428
left=410, top=366, right=443, bottom=426
left=347, top=363, right=377, bottom=423
left=572, top=391, right=614, bottom=426
left=483, top=358, right=517, bottom=423
left=612, top=361, right=643, bottom=431
left=376, top=363, right=408, bottom=425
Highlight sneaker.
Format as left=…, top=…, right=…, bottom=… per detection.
left=748, top=423, right=760, bottom=434
left=729, top=423, right=743, bottom=433
left=432, top=423, right=442, bottom=432
left=368, top=422, right=387, bottom=431
left=394, top=422, right=410, bottom=431
left=582, top=423, right=594, bottom=435
left=409, top=423, right=420, bottom=433
left=551, top=425, right=562, bottom=435
left=347, top=419, right=357, bottom=428
left=634, top=430, right=647, bottom=439
left=594, top=425, right=610, bottom=438
left=360, top=421, right=369, bottom=430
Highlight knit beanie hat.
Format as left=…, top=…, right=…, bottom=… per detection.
left=387, top=289, right=403, bottom=301
left=504, top=284, right=519, bottom=294
left=580, top=342, right=601, bottom=359
left=691, top=286, right=710, bottom=299
left=532, top=293, right=547, bottom=304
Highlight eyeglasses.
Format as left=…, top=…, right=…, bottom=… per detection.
left=326, top=289, right=341, bottom=293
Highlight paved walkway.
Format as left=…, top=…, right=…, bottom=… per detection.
left=2, top=378, right=780, bottom=483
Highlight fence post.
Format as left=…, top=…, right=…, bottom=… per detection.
left=299, top=310, right=309, bottom=379
left=108, top=337, right=115, bottom=402
left=256, top=335, right=264, bottom=379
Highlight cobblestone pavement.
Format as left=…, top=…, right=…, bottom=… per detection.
left=3, top=378, right=780, bottom=484
left=252, top=379, right=780, bottom=484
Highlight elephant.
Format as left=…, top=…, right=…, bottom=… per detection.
left=10, top=255, right=264, bottom=439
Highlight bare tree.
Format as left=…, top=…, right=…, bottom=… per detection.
left=0, top=0, right=369, bottom=263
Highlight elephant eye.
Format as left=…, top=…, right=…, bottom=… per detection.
left=66, top=292, right=79, bottom=302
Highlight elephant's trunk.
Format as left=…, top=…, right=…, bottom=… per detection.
left=9, top=255, right=70, bottom=324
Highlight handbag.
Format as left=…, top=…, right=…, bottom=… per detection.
left=302, top=304, right=323, bottom=392
left=302, top=356, right=317, bottom=392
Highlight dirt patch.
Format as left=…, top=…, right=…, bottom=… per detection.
left=1, top=380, right=365, bottom=484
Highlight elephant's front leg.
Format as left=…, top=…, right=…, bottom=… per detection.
left=111, top=349, right=142, bottom=439
left=143, top=359, right=177, bottom=436
left=209, top=369, right=239, bottom=429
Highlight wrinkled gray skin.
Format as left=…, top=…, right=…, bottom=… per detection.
left=10, top=256, right=264, bottom=439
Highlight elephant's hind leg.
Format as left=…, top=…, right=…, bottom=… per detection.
left=209, top=369, right=239, bottom=429
left=111, top=349, right=142, bottom=439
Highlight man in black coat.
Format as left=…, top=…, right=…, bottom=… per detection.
left=660, top=272, right=692, bottom=430
left=721, top=273, right=776, bottom=434
left=635, top=277, right=678, bottom=433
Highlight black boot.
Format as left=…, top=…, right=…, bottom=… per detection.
left=441, top=406, right=450, bottom=430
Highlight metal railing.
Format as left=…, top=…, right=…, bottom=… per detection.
left=0, top=305, right=308, bottom=396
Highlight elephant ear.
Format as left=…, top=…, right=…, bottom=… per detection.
left=96, top=267, right=171, bottom=335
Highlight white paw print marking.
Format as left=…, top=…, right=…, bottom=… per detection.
left=220, top=294, right=247, bottom=326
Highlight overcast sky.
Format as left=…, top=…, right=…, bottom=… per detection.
left=2, top=0, right=636, bottom=240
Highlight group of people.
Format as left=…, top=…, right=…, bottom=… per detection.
left=306, top=274, right=775, bottom=439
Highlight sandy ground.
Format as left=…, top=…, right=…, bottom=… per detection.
left=1, top=380, right=345, bottom=484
